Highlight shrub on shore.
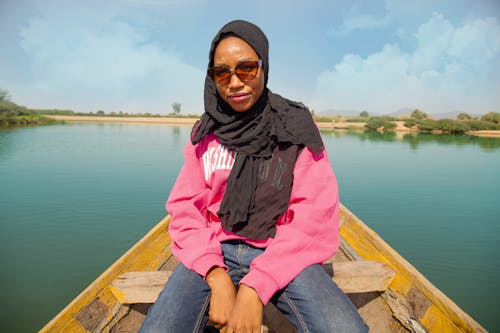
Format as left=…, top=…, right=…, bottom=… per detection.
left=365, top=117, right=397, bottom=131
left=481, top=112, right=500, bottom=124
left=316, top=112, right=500, bottom=134
left=463, top=119, right=500, bottom=131
left=404, top=117, right=500, bottom=134
left=34, top=109, right=76, bottom=115
left=0, top=101, right=57, bottom=128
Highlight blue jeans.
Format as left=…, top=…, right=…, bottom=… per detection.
left=139, top=240, right=368, bottom=333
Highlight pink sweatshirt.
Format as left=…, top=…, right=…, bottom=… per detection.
left=166, top=133, right=339, bottom=305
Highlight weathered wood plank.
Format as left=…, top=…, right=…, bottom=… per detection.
left=109, top=260, right=395, bottom=305
left=110, top=271, right=171, bottom=304
left=333, top=261, right=395, bottom=293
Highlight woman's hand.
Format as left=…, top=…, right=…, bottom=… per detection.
left=224, top=284, right=263, bottom=333
left=206, top=267, right=237, bottom=330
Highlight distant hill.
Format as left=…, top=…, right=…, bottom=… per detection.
left=431, top=111, right=483, bottom=119
left=387, top=108, right=413, bottom=117
left=390, top=110, right=484, bottom=119
left=318, top=109, right=371, bottom=117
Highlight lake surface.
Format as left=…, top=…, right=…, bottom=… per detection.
left=0, top=123, right=499, bottom=332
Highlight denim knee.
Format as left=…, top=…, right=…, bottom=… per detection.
left=139, top=263, right=211, bottom=333
left=273, top=264, right=368, bottom=333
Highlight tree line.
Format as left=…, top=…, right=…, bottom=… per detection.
left=400, top=109, right=500, bottom=134
left=0, top=88, right=196, bottom=128
left=33, top=101, right=197, bottom=118
left=313, top=108, right=500, bottom=134
left=2, top=87, right=499, bottom=133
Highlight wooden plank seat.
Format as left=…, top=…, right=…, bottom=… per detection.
left=109, top=261, right=394, bottom=332
left=110, top=260, right=395, bottom=305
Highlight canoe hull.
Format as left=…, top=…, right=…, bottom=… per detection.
left=39, top=206, right=486, bottom=332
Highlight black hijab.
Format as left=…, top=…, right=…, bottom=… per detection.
left=191, top=20, right=324, bottom=240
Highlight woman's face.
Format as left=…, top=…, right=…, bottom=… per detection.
left=212, top=37, right=265, bottom=112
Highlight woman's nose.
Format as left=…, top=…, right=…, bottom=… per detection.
left=228, top=72, right=244, bottom=90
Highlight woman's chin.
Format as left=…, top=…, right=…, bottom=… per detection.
left=229, top=102, right=252, bottom=113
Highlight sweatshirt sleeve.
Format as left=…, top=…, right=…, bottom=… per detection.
left=239, top=147, right=339, bottom=304
left=166, top=140, right=226, bottom=278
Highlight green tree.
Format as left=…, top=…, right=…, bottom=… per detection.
left=411, top=109, right=428, bottom=120
left=0, top=88, right=11, bottom=102
left=172, top=102, right=182, bottom=115
left=96, top=110, right=105, bottom=116
left=417, top=119, right=437, bottom=131
left=464, top=120, right=500, bottom=130
left=404, top=119, right=418, bottom=128
left=481, top=112, right=500, bottom=124
left=359, top=110, right=369, bottom=117
left=436, top=119, right=469, bottom=134
left=0, top=99, right=56, bottom=127
left=365, top=117, right=396, bottom=131
left=457, top=113, right=472, bottom=120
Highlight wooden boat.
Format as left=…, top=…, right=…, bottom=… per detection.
left=39, top=204, right=487, bottom=332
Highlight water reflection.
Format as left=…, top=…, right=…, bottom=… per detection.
left=320, top=129, right=500, bottom=151
left=1, top=123, right=498, bottom=331
left=0, top=129, right=12, bottom=159
left=172, top=126, right=181, bottom=137
left=171, top=126, right=181, bottom=147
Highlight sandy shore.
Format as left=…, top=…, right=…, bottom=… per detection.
left=315, top=121, right=366, bottom=129
left=47, top=115, right=364, bottom=129
left=47, top=115, right=200, bottom=125
left=47, top=115, right=500, bottom=137
left=467, top=130, right=500, bottom=137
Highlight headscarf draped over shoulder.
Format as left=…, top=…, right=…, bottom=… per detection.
left=191, top=20, right=324, bottom=240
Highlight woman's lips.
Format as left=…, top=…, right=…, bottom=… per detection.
left=229, top=93, right=250, bottom=103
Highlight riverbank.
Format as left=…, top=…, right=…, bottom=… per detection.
left=46, top=115, right=200, bottom=125
left=467, top=130, right=500, bottom=137
left=46, top=115, right=500, bottom=137
left=47, top=115, right=366, bottom=129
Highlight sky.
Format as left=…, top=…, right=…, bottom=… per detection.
left=1, top=0, right=499, bottom=116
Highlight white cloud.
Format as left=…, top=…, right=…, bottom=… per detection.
left=15, top=4, right=204, bottom=114
left=450, top=17, right=500, bottom=65
left=410, top=13, right=454, bottom=73
left=330, top=12, right=392, bottom=37
left=312, top=13, right=500, bottom=115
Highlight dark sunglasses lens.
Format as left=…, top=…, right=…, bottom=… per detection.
left=235, top=61, right=259, bottom=82
left=209, top=60, right=261, bottom=85
left=211, top=67, right=231, bottom=84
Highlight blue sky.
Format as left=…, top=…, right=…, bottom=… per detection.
left=1, top=0, right=499, bottom=115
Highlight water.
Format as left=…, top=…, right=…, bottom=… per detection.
left=0, top=124, right=499, bottom=332
left=323, top=130, right=500, bottom=332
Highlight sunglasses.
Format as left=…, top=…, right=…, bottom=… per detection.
left=208, top=59, right=262, bottom=85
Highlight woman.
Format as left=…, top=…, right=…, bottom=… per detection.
left=140, top=20, right=367, bottom=333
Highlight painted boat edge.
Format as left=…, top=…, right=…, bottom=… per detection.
left=38, top=216, right=172, bottom=332
left=39, top=205, right=488, bottom=332
left=339, top=203, right=487, bottom=333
